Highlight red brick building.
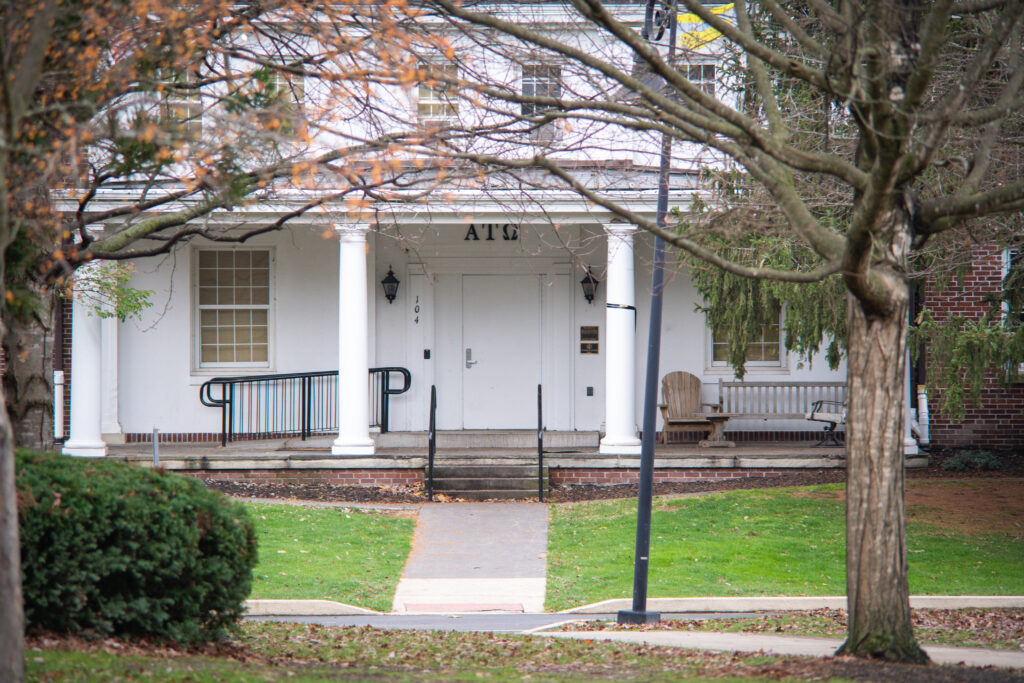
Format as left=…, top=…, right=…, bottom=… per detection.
left=920, top=245, right=1023, bottom=450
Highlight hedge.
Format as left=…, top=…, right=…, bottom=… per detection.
left=16, top=450, right=258, bottom=644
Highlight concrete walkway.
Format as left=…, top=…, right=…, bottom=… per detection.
left=391, top=503, right=548, bottom=613
left=547, top=630, right=1024, bottom=669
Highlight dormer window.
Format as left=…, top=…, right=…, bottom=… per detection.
left=521, top=64, right=562, bottom=142
left=418, top=63, right=459, bottom=120
left=265, top=61, right=306, bottom=106
left=156, top=67, right=202, bottom=140
left=685, top=63, right=716, bottom=97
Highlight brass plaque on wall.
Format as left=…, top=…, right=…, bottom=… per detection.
left=580, top=326, right=599, bottom=354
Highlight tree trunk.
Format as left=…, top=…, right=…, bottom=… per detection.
left=2, top=296, right=56, bottom=451
left=0, top=321, right=25, bottom=682
left=837, top=259, right=927, bottom=662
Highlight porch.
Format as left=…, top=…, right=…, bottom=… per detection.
left=104, top=431, right=927, bottom=488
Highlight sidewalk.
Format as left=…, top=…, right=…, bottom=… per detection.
left=390, top=502, right=548, bottom=613
left=545, top=630, right=1024, bottom=669
left=240, top=499, right=1024, bottom=669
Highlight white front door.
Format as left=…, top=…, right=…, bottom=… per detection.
left=462, top=274, right=540, bottom=428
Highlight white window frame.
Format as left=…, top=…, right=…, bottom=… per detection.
left=263, top=58, right=306, bottom=107
left=1004, top=248, right=1023, bottom=374
left=1004, top=248, right=1020, bottom=315
left=706, top=311, right=786, bottom=372
left=521, top=63, right=563, bottom=143
left=156, top=67, right=203, bottom=140
left=683, top=62, right=717, bottom=97
left=417, top=62, right=459, bottom=121
left=192, top=247, right=275, bottom=372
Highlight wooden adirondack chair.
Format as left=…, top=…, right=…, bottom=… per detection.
left=658, top=371, right=726, bottom=444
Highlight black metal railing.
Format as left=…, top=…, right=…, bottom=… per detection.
left=537, top=383, right=545, bottom=501
left=427, top=385, right=437, bottom=501
left=199, top=367, right=411, bottom=447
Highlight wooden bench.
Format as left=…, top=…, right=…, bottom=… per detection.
left=717, top=380, right=847, bottom=444
left=806, top=400, right=847, bottom=446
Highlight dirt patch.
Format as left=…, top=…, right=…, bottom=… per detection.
left=772, top=478, right=1024, bottom=537
left=789, top=487, right=845, bottom=500
left=906, top=480, right=1024, bottom=537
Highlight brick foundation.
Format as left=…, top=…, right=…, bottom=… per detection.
left=171, top=467, right=809, bottom=488
left=176, top=468, right=424, bottom=487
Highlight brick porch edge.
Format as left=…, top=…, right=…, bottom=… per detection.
left=175, top=467, right=797, bottom=487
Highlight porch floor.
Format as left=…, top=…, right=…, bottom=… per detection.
left=101, top=434, right=920, bottom=471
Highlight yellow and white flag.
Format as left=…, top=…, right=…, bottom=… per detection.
left=678, top=3, right=735, bottom=50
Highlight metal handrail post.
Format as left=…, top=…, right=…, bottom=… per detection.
left=220, top=384, right=228, bottom=447
left=427, top=385, right=437, bottom=501
left=227, top=383, right=235, bottom=445
left=537, top=384, right=544, bottom=502
left=300, top=376, right=309, bottom=440
left=381, top=375, right=390, bottom=434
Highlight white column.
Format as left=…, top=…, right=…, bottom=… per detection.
left=63, top=289, right=106, bottom=457
left=904, top=349, right=919, bottom=456
left=600, top=224, right=641, bottom=455
left=100, top=313, right=123, bottom=442
left=332, top=223, right=375, bottom=456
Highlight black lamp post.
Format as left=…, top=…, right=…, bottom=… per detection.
left=617, top=0, right=678, bottom=627
left=381, top=267, right=400, bottom=304
left=580, top=269, right=599, bottom=304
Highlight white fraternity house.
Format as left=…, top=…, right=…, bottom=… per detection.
left=56, top=2, right=924, bottom=488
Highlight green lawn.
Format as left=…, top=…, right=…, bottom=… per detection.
left=546, top=484, right=1024, bottom=611
left=248, top=503, right=414, bottom=612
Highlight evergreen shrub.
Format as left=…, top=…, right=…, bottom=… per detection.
left=16, top=450, right=258, bottom=643
left=940, top=450, right=1003, bottom=472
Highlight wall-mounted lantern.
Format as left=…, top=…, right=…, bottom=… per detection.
left=381, top=266, right=400, bottom=304
left=580, top=268, right=599, bottom=304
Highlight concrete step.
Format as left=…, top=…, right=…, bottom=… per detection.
left=434, top=489, right=548, bottom=501
left=431, top=465, right=540, bottom=478
left=429, top=464, right=549, bottom=499
left=376, top=430, right=599, bottom=449
left=432, top=477, right=542, bottom=491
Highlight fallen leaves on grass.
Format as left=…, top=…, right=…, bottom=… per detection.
left=561, top=608, right=1024, bottom=651
left=30, top=623, right=1023, bottom=682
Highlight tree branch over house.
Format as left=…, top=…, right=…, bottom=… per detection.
left=398, top=0, right=1024, bottom=663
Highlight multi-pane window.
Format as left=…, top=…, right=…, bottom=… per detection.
left=157, top=68, right=202, bottom=140
left=521, top=65, right=562, bottom=115
left=712, top=320, right=782, bottom=365
left=197, top=250, right=271, bottom=366
left=417, top=63, right=459, bottom=119
left=266, top=62, right=305, bottom=106
left=685, top=63, right=716, bottom=97
left=522, top=65, right=562, bottom=142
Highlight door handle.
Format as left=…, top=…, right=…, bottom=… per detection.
left=465, top=348, right=478, bottom=369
